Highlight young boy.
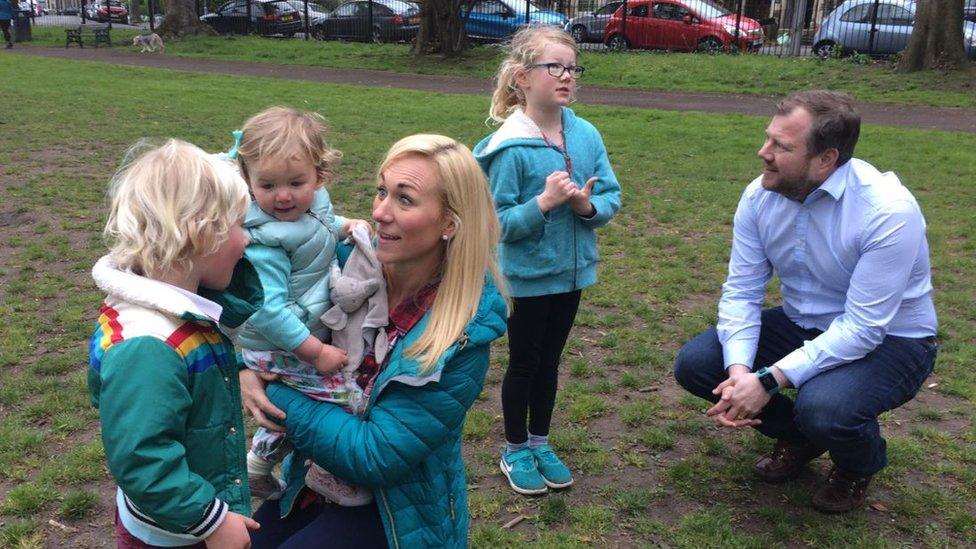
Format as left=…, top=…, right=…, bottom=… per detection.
left=89, top=139, right=257, bottom=547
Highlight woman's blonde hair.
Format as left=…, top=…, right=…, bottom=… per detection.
left=104, top=139, right=250, bottom=279
left=489, top=25, right=578, bottom=124
left=377, top=134, right=508, bottom=373
left=236, top=106, right=342, bottom=187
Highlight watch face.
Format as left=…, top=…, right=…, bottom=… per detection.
left=759, top=371, right=778, bottom=392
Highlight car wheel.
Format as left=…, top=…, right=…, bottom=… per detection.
left=813, top=40, right=836, bottom=59
left=371, top=26, right=383, bottom=44
left=607, top=34, right=628, bottom=51
left=312, top=25, right=327, bottom=40
left=282, top=32, right=295, bottom=38
left=570, top=24, right=587, bottom=43
left=697, top=36, right=723, bottom=53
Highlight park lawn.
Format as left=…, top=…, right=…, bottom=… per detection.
left=0, top=54, right=974, bottom=547
left=24, top=27, right=976, bottom=110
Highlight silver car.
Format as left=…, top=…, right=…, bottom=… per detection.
left=565, top=1, right=623, bottom=43
left=812, top=0, right=976, bottom=59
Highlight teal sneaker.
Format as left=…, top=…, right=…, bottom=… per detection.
left=532, top=445, right=574, bottom=489
left=500, top=448, right=547, bottom=495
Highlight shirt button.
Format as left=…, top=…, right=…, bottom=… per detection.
left=234, top=478, right=242, bottom=485
left=224, top=376, right=230, bottom=383
left=229, top=426, right=237, bottom=434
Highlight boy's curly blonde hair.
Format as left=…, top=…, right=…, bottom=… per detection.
left=236, top=107, right=342, bottom=187
left=104, top=139, right=250, bottom=279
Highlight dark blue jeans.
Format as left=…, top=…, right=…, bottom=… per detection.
left=250, top=497, right=388, bottom=549
left=673, top=307, right=937, bottom=476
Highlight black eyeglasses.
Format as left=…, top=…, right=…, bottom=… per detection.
left=527, top=62, right=585, bottom=79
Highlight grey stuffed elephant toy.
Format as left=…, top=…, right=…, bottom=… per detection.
left=320, top=225, right=389, bottom=376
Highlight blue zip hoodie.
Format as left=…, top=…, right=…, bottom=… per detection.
left=473, top=107, right=621, bottom=297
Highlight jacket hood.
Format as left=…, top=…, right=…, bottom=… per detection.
left=91, top=255, right=222, bottom=322
left=473, top=107, right=579, bottom=163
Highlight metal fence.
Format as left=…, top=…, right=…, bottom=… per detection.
left=24, top=0, right=976, bottom=59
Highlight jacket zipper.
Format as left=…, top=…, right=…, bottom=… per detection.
left=556, top=129, right=579, bottom=293
left=379, top=489, right=400, bottom=549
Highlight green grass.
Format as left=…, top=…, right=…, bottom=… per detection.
left=22, top=28, right=976, bottom=109
left=0, top=54, right=974, bottom=546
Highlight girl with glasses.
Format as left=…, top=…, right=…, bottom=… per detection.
left=474, top=25, right=622, bottom=496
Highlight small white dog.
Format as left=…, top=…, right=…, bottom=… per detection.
left=132, top=33, right=164, bottom=53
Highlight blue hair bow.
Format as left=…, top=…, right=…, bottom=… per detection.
left=225, top=129, right=244, bottom=160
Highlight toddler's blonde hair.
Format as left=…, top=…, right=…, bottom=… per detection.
left=104, top=139, right=250, bottom=279
left=489, top=26, right=578, bottom=124
left=236, top=107, right=342, bottom=187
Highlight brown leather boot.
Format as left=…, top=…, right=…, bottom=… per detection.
left=812, top=466, right=872, bottom=513
left=753, top=440, right=826, bottom=483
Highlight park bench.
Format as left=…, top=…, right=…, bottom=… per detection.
left=65, top=26, right=112, bottom=48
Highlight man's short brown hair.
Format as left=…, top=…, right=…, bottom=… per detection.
left=776, top=90, right=860, bottom=167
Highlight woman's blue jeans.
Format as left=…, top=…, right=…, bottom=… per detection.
left=673, top=307, right=937, bottom=477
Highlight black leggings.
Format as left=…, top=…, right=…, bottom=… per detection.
left=501, top=290, right=581, bottom=444
left=0, top=20, right=10, bottom=44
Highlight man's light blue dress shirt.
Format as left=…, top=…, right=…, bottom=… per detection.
left=717, top=158, right=937, bottom=387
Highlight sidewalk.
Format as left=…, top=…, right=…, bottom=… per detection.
left=15, top=46, right=976, bottom=133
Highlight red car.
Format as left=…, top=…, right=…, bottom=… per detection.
left=603, top=0, right=763, bottom=52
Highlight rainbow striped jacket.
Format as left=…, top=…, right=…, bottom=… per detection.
left=88, top=256, right=250, bottom=545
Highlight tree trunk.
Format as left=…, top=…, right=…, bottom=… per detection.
left=899, top=0, right=966, bottom=71
left=156, top=0, right=215, bottom=37
left=413, top=0, right=473, bottom=57
left=129, top=0, right=140, bottom=26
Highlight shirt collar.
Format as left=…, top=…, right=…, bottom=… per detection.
left=170, top=284, right=224, bottom=323
left=812, top=160, right=851, bottom=202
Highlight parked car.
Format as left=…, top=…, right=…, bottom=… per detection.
left=310, top=0, right=419, bottom=42
left=283, top=0, right=333, bottom=23
left=966, top=0, right=976, bottom=23
left=565, top=1, right=623, bottom=43
left=812, top=0, right=976, bottom=59
left=463, top=0, right=567, bottom=41
left=603, top=0, right=763, bottom=52
left=201, top=0, right=304, bottom=36
left=85, top=0, right=128, bottom=22
left=61, top=6, right=81, bottom=16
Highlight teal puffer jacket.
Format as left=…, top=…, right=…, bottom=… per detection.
left=233, top=188, right=341, bottom=351
left=268, top=279, right=507, bottom=548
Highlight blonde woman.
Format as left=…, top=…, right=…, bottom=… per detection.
left=473, top=26, right=621, bottom=495
left=240, top=134, right=508, bottom=548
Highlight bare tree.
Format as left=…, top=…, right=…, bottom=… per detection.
left=413, top=0, right=475, bottom=56
left=129, top=0, right=141, bottom=26
left=156, top=0, right=215, bottom=36
left=899, top=0, right=967, bottom=71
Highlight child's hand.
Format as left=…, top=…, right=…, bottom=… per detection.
left=315, top=344, right=348, bottom=375
left=204, top=511, right=259, bottom=548
left=569, top=176, right=598, bottom=217
left=538, top=171, right=577, bottom=213
left=341, top=218, right=372, bottom=239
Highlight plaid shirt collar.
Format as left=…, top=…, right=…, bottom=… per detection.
left=356, top=279, right=440, bottom=393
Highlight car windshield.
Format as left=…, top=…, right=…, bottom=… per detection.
left=265, top=1, right=297, bottom=13
left=377, top=0, right=418, bottom=12
left=683, top=0, right=730, bottom=18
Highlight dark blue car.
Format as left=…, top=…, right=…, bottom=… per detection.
left=464, top=0, right=568, bottom=41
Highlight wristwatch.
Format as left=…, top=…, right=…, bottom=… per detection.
left=755, top=367, right=780, bottom=395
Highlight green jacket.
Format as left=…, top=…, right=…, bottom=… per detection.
left=88, top=256, right=250, bottom=544
left=268, top=279, right=507, bottom=548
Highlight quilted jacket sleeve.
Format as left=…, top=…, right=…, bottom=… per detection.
left=268, top=344, right=490, bottom=488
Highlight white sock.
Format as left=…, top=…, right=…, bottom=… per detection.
left=247, top=450, right=274, bottom=477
